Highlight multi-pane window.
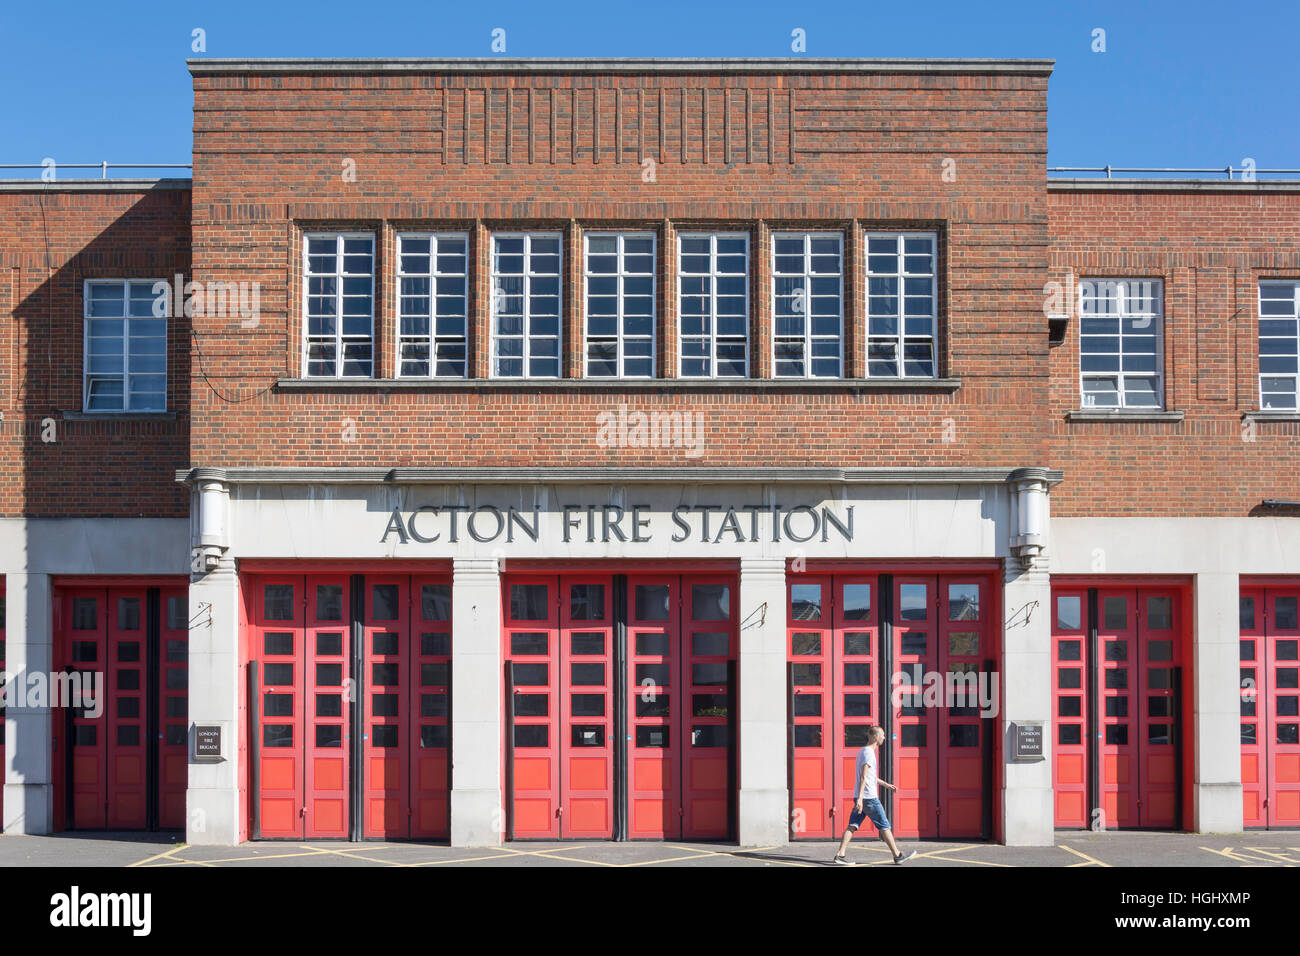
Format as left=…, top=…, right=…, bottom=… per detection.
left=772, top=232, right=843, bottom=377
left=678, top=233, right=749, bottom=377
left=584, top=232, right=656, bottom=377
left=866, top=233, right=937, bottom=377
left=492, top=233, right=562, bottom=377
left=303, top=233, right=374, bottom=378
left=1078, top=278, right=1163, bottom=408
left=397, top=233, right=468, bottom=377
left=83, top=279, right=167, bottom=412
left=1259, top=281, right=1300, bottom=410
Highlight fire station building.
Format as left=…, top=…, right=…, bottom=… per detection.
left=1, top=57, right=1298, bottom=848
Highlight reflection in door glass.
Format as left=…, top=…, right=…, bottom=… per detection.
left=570, top=632, right=604, bottom=656
left=791, top=632, right=821, bottom=656
left=901, top=632, right=927, bottom=656
left=636, top=695, right=670, bottom=717
left=949, top=631, right=979, bottom=656
left=1146, top=596, right=1172, bottom=630
left=793, top=694, right=821, bottom=716
left=1103, top=596, right=1127, bottom=631
left=692, top=585, right=731, bottom=620
left=421, top=584, right=451, bottom=621
left=510, top=584, right=549, bottom=621
left=316, top=585, right=343, bottom=621
left=693, top=693, right=728, bottom=717
left=794, top=725, right=822, bottom=747
left=900, top=584, right=928, bottom=620
left=844, top=632, right=871, bottom=655
left=790, top=584, right=822, bottom=621
left=842, top=584, right=871, bottom=620
left=372, top=584, right=399, bottom=621
left=948, top=584, right=979, bottom=621
left=634, top=584, right=670, bottom=621
left=634, top=632, right=668, bottom=656
left=510, top=632, right=548, bottom=656
left=263, top=585, right=294, bottom=622
left=1277, top=597, right=1299, bottom=630
left=1057, top=595, right=1081, bottom=630
left=570, top=584, right=605, bottom=621
left=691, top=726, right=727, bottom=747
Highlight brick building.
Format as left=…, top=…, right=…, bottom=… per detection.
left=1, top=58, right=1296, bottom=847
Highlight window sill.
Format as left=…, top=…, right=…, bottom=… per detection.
left=275, top=377, right=962, bottom=393
left=61, top=411, right=178, bottom=421
left=1242, top=410, right=1300, bottom=423
left=1065, top=409, right=1185, bottom=423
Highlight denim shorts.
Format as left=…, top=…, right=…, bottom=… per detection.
left=847, top=797, right=891, bottom=832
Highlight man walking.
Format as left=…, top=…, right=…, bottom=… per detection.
left=833, top=725, right=917, bottom=866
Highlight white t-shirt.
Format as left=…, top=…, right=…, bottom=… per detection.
left=855, top=745, right=878, bottom=800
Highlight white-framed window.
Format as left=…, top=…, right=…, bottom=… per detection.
left=866, top=232, right=937, bottom=378
left=584, top=232, right=656, bottom=378
left=82, top=279, right=168, bottom=412
left=491, top=232, right=562, bottom=378
left=303, top=232, right=375, bottom=378
left=1078, top=278, right=1164, bottom=408
left=772, top=231, right=843, bottom=377
left=677, top=232, right=749, bottom=377
left=1259, top=280, right=1300, bottom=410
left=397, top=232, right=469, bottom=377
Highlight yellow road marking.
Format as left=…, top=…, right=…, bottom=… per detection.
left=1061, top=844, right=1110, bottom=867
left=127, top=844, right=187, bottom=867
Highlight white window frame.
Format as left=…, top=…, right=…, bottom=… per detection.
left=301, top=231, right=375, bottom=379
left=583, top=231, right=657, bottom=379
left=490, top=231, right=564, bottom=379
left=1077, top=277, right=1165, bottom=410
left=395, top=231, right=470, bottom=378
left=771, top=231, right=844, bottom=378
left=82, top=278, right=169, bottom=413
left=1259, top=280, right=1300, bottom=411
left=676, top=231, right=750, bottom=378
left=865, top=231, right=938, bottom=379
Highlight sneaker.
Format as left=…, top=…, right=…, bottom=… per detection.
left=893, top=850, right=917, bottom=864
left=832, top=855, right=856, bottom=866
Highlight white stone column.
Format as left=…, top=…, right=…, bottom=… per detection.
left=450, top=557, right=502, bottom=846
left=1192, top=571, right=1242, bottom=833
left=737, top=557, right=788, bottom=846
left=186, top=559, right=243, bottom=845
left=3, top=572, right=54, bottom=834
left=1000, top=560, right=1054, bottom=845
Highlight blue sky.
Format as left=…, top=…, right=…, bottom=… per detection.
left=1, top=0, right=1296, bottom=177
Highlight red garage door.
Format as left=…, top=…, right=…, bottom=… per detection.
left=1240, top=585, right=1300, bottom=828
left=51, top=582, right=189, bottom=831
left=788, top=571, right=996, bottom=840
left=0, top=582, right=5, bottom=830
left=504, top=571, right=737, bottom=841
left=1051, top=585, right=1188, bottom=830
left=249, top=572, right=451, bottom=840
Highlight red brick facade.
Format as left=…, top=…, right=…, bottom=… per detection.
left=0, top=185, right=190, bottom=517
left=1, top=61, right=1296, bottom=521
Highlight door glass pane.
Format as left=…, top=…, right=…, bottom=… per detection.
left=843, top=632, right=872, bottom=655
left=1103, top=596, right=1127, bottom=630
left=636, top=726, right=669, bottom=748
left=901, top=632, right=926, bottom=655
left=264, top=585, right=294, bottom=621
left=793, top=694, right=821, bottom=716
left=264, top=632, right=293, bottom=656
left=71, top=641, right=97, bottom=662
left=263, top=725, right=292, bottom=748
left=1239, top=639, right=1256, bottom=662
left=372, top=632, right=399, bottom=655
left=316, top=663, right=342, bottom=686
left=842, top=584, right=871, bottom=620
left=514, top=693, right=548, bottom=717
left=570, top=663, right=605, bottom=685
left=692, top=584, right=731, bottom=620
left=900, top=724, right=926, bottom=747
left=1105, top=697, right=1128, bottom=717
left=1148, top=668, right=1172, bottom=689
left=315, top=585, right=343, bottom=621
left=1058, top=697, right=1081, bottom=717
left=948, top=584, right=979, bottom=621
left=636, top=695, right=670, bottom=717
left=315, top=693, right=341, bottom=717
left=899, top=584, right=927, bottom=620
left=843, top=663, right=870, bottom=686
left=264, top=662, right=293, bottom=685
left=421, top=662, right=449, bottom=686
left=371, top=663, right=399, bottom=686
left=316, top=632, right=342, bottom=656
left=692, top=662, right=728, bottom=685
left=1239, top=596, right=1255, bottom=630
left=691, top=726, right=727, bottom=747
left=571, top=725, right=605, bottom=747
left=1058, top=668, right=1081, bottom=689
left=264, top=695, right=293, bottom=716
left=421, top=726, right=449, bottom=748
left=569, top=584, right=605, bottom=621
left=117, top=597, right=141, bottom=631
left=1059, top=724, right=1081, bottom=745
left=570, top=693, right=604, bottom=717
left=570, top=632, right=605, bottom=656
left=634, top=632, right=668, bottom=656
left=371, top=584, right=399, bottom=621
left=790, top=584, right=822, bottom=621
left=794, top=725, right=822, bottom=748
left=693, top=693, right=728, bottom=717
left=1146, top=596, right=1172, bottom=630
left=1148, top=640, right=1173, bottom=662
left=791, top=663, right=821, bottom=686
left=948, top=725, right=980, bottom=747
left=421, top=584, right=451, bottom=621
left=949, top=631, right=979, bottom=656
left=421, top=693, right=448, bottom=717
left=1058, top=639, right=1081, bottom=661
left=510, top=632, right=548, bottom=656
left=510, top=584, right=549, bottom=621
left=166, top=596, right=187, bottom=631
left=1278, top=640, right=1299, bottom=661
left=372, top=693, right=399, bottom=717
left=1105, top=725, right=1128, bottom=745
left=843, top=693, right=872, bottom=716
left=636, top=662, right=669, bottom=687
left=117, top=641, right=140, bottom=662
left=1105, top=639, right=1128, bottom=661
left=1277, top=597, right=1299, bottom=630
left=514, top=725, right=548, bottom=748
left=791, top=632, right=821, bottom=656
left=1277, top=667, right=1299, bottom=689
left=1056, top=595, right=1081, bottom=630
left=634, top=584, right=670, bottom=621
left=692, top=632, right=729, bottom=656
left=1104, top=668, right=1128, bottom=689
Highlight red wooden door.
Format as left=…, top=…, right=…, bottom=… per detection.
left=1136, top=591, right=1180, bottom=827
left=788, top=574, right=833, bottom=838
left=937, top=576, right=989, bottom=837
left=505, top=575, right=561, bottom=838
left=410, top=576, right=451, bottom=839
left=253, top=576, right=307, bottom=838
left=680, top=575, right=734, bottom=839
left=158, top=588, right=190, bottom=829
left=559, top=575, right=614, bottom=838
left=65, top=589, right=108, bottom=828
left=362, top=575, right=409, bottom=837
left=1097, top=589, right=1139, bottom=828
left=106, top=587, right=148, bottom=829
left=1052, top=588, right=1090, bottom=828
left=0, top=581, right=5, bottom=829
left=1240, top=587, right=1267, bottom=827
left=834, top=577, right=880, bottom=835
left=626, top=574, right=679, bottom=839
left=893, top=575, right=939, bottom=837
